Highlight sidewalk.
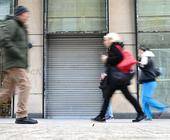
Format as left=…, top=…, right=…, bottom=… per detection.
left=0, top=119, right=170, bottom=140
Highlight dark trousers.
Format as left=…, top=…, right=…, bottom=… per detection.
left=99, top=85, right=144, bottom=117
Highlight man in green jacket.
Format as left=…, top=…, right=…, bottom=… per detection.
left=0, top=6, right=38, bottom=124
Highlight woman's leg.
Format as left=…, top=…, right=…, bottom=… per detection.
left=105, top=100, right=113, bottom=119
left=142, top=83, right=152, bottom=119
left=143, top=82, right=167, bottom=112
left=142, top=96, right=152, bottom=119
left=92, top=86, right=115, bottom=122
left=147, top=98, right=167, bottom=112
left=121, top=86, right=145, bottom=122
left=121, top=86, right=144, bottom=115
left=99, top=87, right=115, bottom=118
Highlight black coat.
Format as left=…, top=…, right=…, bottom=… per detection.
left=105, top=43, right=133, bottom=87
left=0, top=17, right=29, bottom=70
left=106, top=43, right=123, bottom=67
left=139, top=58, right=156, bottom=83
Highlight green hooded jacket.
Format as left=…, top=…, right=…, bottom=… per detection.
left=0, top=18, right=29, bottom=70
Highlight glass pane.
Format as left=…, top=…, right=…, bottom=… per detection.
left=155, top=81, right=170, bottom=105
left=0, top=0, right=13, bottom=20
left=152, top=50, right=170, bottom=105
left=152, top=49, right=170, bottom=79
left=138, top=17, right=170, bottom=32
left=137, top=0, right=170, bottom=106
left=138, top=0, right=170, bottom=16
left=48, top=18, right=106, bottom=32
left=138, top=33, right=170, bottom=49
left=48, top=0, right=106, bottom=32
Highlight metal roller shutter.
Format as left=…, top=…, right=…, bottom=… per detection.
left=46, top=35, right=105, bottom=119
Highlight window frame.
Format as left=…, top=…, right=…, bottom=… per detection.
left=46, top=0, right=109, bottom=34
left=0, top=0, right=15, bottom=20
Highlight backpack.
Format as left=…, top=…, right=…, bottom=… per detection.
left=116, top=45, right=137, bottom=73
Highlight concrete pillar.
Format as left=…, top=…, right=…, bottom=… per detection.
left=109, top=0, right=137, bottom=113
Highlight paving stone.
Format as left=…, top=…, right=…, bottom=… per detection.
left=0, top=119, right=170, bottom=140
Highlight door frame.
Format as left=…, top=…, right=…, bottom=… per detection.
left=134, top=0, right=140, bottom=102
left=43, top=0, right=109, bottom=118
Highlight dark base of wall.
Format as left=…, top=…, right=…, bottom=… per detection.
left=113, top=113, right=170, bottom=119
left=12, top=113, right=170, bottom=119
left=29, top=113, right=43, bottom=118
left=11, top=113, right=43, bottom=118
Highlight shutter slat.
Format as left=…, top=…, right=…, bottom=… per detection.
left=46, top=37, right=104, bottom=118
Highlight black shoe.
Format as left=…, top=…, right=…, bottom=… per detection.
left=15, top=117, right=38, bottom=124
left=92, top=115, right=106, bottom=122
left=132, top=114, right=145, bottom=123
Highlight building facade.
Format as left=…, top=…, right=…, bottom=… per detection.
left=0, top=0, right=169, bottom=118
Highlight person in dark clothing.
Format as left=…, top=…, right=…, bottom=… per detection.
left=92, top=33, right=145, bottom=122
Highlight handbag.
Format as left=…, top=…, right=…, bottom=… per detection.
left=109, top=67, right=134, bottom=86
left=116, top=45, right=137, bottom=73
left=154, top=68, right=161, bottom=77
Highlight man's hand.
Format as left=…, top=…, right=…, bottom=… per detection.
left=101, top=55, right=108, bottom=63
left=100, top=73, right=107, bottom=80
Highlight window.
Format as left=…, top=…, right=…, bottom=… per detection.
left=0, top=0, right=14, bottom=20
left=137, top=0, right=170, bottom=104
left=48, top=0, right=107, bottom=33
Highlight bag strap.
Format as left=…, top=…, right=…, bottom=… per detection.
left=115, top=45, right=123, bottom=52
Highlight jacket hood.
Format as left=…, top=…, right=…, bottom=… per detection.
left=5, top=15, right=14, bottom=20
left=5, top=15, right=27, bottom=29
left=142, top=50, right=155, bottom=57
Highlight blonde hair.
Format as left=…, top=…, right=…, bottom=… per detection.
left=104, top=33, right=123, bottom=43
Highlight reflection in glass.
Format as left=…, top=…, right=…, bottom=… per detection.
left=48, top=0, right=106, bottom=32
left=0, top=0, right=13, bottom=20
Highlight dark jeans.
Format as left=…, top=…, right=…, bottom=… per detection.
left=99, top=85, right=144, bottom=117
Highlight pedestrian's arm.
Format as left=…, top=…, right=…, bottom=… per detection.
left=139, top=56, right=148, bottom=68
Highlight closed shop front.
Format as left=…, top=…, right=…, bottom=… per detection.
left=45, top=0, right=108, bottom=118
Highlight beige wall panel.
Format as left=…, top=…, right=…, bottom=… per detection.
left=18, top=0, right=43, bottom=35
left=28, top=46, right=43, bottom=94
left=109, top=0, right=135, bottom=33
left=124, top=45, right=137, bottom=93
left=14, top=94, right=42, bottom=113
left=124, top=45, right=135, bottom=52
left=129, top=78, right=137, bottom=93
left=120, top=33, right=135, bottom=45
left=111, top=93, right=136, bottom=113
left=109, top=0, right=137, bottom=113
left=29, top=35, right=43, bottom=46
